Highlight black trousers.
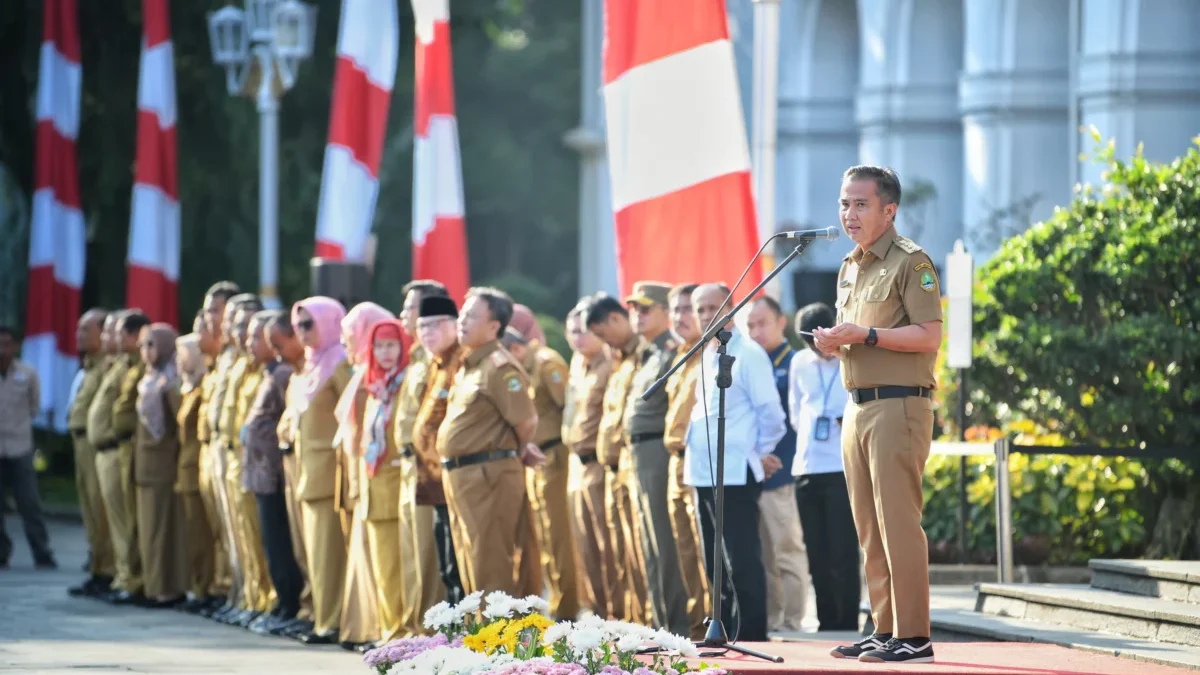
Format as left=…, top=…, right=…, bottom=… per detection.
left=433, top=504, right=465, bottom=605
left=696, top=469, right=767, bottom=642
left=0, top=453, right=53, bottom=565
left=256, top=490, right=303, bottom=618
left=796, top=471, right=861, bottom=631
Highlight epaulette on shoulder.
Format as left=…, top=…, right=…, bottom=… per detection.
left=490, top=350, right=510, bottom=369
left=894, top=236, right=923, bottom=255
left=536, top=348, right=553, bottom=363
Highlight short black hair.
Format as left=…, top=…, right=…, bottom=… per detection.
left=263, top=310, right=293, bottom=336
left=584, top=293, right=627, bottom=327
left=795, top=302, right=835, bottom=350
left=119, top=310, right=151, bottom=336
left=843, top=165, right=902, bottom=207
left=229, top=293, right=262, bottom=314
left=466, top=286, right=514, bottom=338
left=668, top=283, right=698, bottom=303
left=402, top=280, right=450, bottom=300
left=693, top=283, right=732, bottom=300
left=205, top=281, right=241, bottom=303
left=753, top=295, right=784, bottom=318
left=0, top=325, right=17, bottom=340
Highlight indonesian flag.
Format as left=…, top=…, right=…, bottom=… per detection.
left=313, top=0, right=400, bottom=262
left=125, top=0, right=180, bottom=326
left=23, top=0, right=85, bottom=433
left=411, top=0, right=470, bottom=303
left=601, top=0, right=763, bottom=298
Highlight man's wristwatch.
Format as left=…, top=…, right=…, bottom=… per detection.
left=865, top=327, right=879, bottom=347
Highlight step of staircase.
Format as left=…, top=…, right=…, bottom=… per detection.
left=1091, top=560, right=1200, bottom=604
left=976, top=583, right=1200, bottom=647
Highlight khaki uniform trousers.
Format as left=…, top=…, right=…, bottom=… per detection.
left=843, top=396, right=934, bottom=639
left=667, top=452, right=709, bottom=639
left=224, top=451, right=261, bottom=611
left=397, top=457, right=441, bottom=635
left=301, top=496, right=346, bottom=635
left=136, top=483, right=188, bottom=599
left=95, top=446, right=142, bottom=594
left=179, top=490, right=215, bottom=599
left=366, top=517, right=404, bottom=641
left=444, top=457, right=526, bottom=596
left=605, top=452, right=648, bottom=623
left=340, top=513, right=381, bottom=644
left=759, top=483, right=809, bottom=632
left=569, top=457, right=610, bottom=617
left=209, top=444, right=244, bottom=606
left=282, top=454, right=313, bottom=620
left=197, top=442, right=229, bottom=596
left=73, top=434, right=113, bottom=578
left=525, top=443, right=579, bottom=620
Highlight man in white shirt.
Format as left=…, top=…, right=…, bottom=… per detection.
left=788, top=302, right=860, bottom=631
left=683, top=284, right=786, bottom=642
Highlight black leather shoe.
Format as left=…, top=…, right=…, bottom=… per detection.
left=355, top=641, right=379, bottom=654
left=108, top=590, right=143, bottom=605
left=300, top=630, right=338, bottom=645
left=67, top=580, right=93, bottom=597
left=35, top=556, right=58, bottom=570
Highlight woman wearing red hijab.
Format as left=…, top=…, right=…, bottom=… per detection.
left=357, top=319, right=410, bottom=642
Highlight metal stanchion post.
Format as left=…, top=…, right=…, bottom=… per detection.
left=993, top=437, right=1014, bottom=583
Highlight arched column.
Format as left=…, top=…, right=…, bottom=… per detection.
left=856, top=0, right=964, bottom=264
left=1077, top=0, right=1200, bottom=186
left=960, top=0, right=1070, bottom=262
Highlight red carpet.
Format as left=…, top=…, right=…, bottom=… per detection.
left=668, top=641, right=1192, bottom=674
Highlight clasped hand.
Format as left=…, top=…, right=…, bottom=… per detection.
left=813, top=322, right=869, bottom=355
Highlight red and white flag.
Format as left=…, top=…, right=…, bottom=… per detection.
left=411, top=0, right=470, bottom=303
left=601, top=0, right=762, bottom=298
left=125, top=0, right=179, bottom=326
left=314, top=0, right=399, bottom=262
left=23, top=0, right=85, bottom=432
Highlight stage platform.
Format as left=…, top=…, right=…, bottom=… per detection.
left=672, top=640, right=1196, bottom=674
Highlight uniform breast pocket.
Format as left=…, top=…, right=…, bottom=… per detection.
left=862, top=282, right=895, bottom=326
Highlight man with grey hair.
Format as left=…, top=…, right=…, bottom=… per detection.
left=684, top=283, right=786, bottom=642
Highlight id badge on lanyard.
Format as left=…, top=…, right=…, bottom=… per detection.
left=813, top=415, right=832, bottom=441
left=813, top=360, right=837, bottom=442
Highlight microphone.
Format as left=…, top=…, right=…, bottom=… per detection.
left=778, top=226, right=841, bottom=241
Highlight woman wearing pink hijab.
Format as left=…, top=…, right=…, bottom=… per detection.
left=284, top=296, right=351, bottom=645
left=331, top=301, right=393, bottom=651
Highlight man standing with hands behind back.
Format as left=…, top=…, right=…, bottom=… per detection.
left=815, top=166, right=942, bottom=664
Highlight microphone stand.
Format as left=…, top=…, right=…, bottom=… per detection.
left=640, top=238, right=814, bottom=663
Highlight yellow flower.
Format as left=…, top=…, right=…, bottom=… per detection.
left=500, top=614, right=554, bottom=653
left=463, top=619, right=509, bottom=655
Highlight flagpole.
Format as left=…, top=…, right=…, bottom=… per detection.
left=751, top=0, right=788, bottom=308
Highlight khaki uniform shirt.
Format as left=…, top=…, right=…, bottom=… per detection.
left=234, top=363, right=265, bottom=446
left=68, top=354, right=105, bottom=435
left=436, top=340, right=536, bottom=460
left=394, top=344, right=431, bottom=449
left=411, top=343, right=467, bottom=501
left=176, top=386, right=204, bottom=492
left=204, top=347, right=238, bottom=443
left=134, top=384, right=182, bottom=487
left=596, top=335, right=640, bottom=467
left=664, top=341, right=701, bottom=454
left=294, top=359, right=353, bottom=502
left=836, top=227, right=943, bottom=390
left=0, top=360, right=39, bottom=458
left=624, top=331, right=677, bottom=440
left=112, top=357, right=146, bottom=452
left=197, top=363, right=215, bottom=446
left=359, top=393, right=403, bottom=522
left=87, top=356, right=130, bottom=449
left=566, top=352, right=612, bottom=458
left=219, top=356, right=250, bottom=450
left=523, top=345, right=569, bottom=448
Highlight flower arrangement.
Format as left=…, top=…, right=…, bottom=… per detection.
left=363, top=591, right=729, bottom=675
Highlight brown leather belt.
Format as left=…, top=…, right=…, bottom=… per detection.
left=850, top=386, right=932, bottom=404
left=441, top=448, right=518, bottom=472
left=629, top=431, right=664, bottom=445
left=537, top=438, right=563, bottom=452
left=576, top=452, right=597, bottom=465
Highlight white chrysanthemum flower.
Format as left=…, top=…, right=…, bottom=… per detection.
left=482, top=591, right=517, bottom=620
left=575, top=614, right=605, bottom=630
left=651, top=629, right=699, bottom=658
left=423, top=601, right=453, bottom=629
left=542, top=621, right=572, bottom=644
left=568, top=627, right=605, bottom=652
left=616, top=633, right=644, bottom=652
left=522, top=595, right=550, bottom=615
left=456, top=591, right=484, bottom=616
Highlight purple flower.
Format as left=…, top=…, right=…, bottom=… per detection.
left=475, top=660, right=590, bottom=675
left=362, top=633, right=450, bottom=669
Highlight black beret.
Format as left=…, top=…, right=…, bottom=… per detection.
left=419, top=295, right=458, bottom=319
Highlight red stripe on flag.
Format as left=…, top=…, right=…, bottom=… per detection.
left=141, top=0, right=171, bottom=48
left=43, top=0, right=81, bottom=63
left=125, top=264, right=178, bottom=326
left=602, top=0, right=730, bottom=85
left=613, top=171, right=762, bottom=299
left=314, top=239, right=345, bottom=261
left=25, top=265, right=80, bottom=354
left=133, top=110, right=178, bottom=199
left=33, top=121, right=81, bottom=209
left=414, top=20, right=456, bottom=137
left=327, top=57, right=392, bottom=177
left=413, top=215, right=470, bottom=304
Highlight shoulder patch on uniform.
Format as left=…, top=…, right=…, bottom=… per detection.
left=894, top=237, right=923, bottom=254
left=914, top=261, right=933, bottom=272
left=506, top=375, right=523, bottom=392
left=490, top=350, right=510, bottom=368
left=920, top=271, right=937, bottom=292
left=550, top=370, right=563, bottom=384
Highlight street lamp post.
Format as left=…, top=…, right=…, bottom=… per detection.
left=207, top=0, right=317, bottom=310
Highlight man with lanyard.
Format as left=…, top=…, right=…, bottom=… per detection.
left=746, top=296, right=809, bottom=634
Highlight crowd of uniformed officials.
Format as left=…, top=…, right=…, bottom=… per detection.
left=52, top=166, right=943, bottom=664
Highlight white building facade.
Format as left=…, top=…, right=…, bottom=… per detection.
left=568, top=0, right=1200, bottom=309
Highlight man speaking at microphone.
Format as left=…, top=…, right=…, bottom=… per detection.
left=813, top=166, right=942, bottom=664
